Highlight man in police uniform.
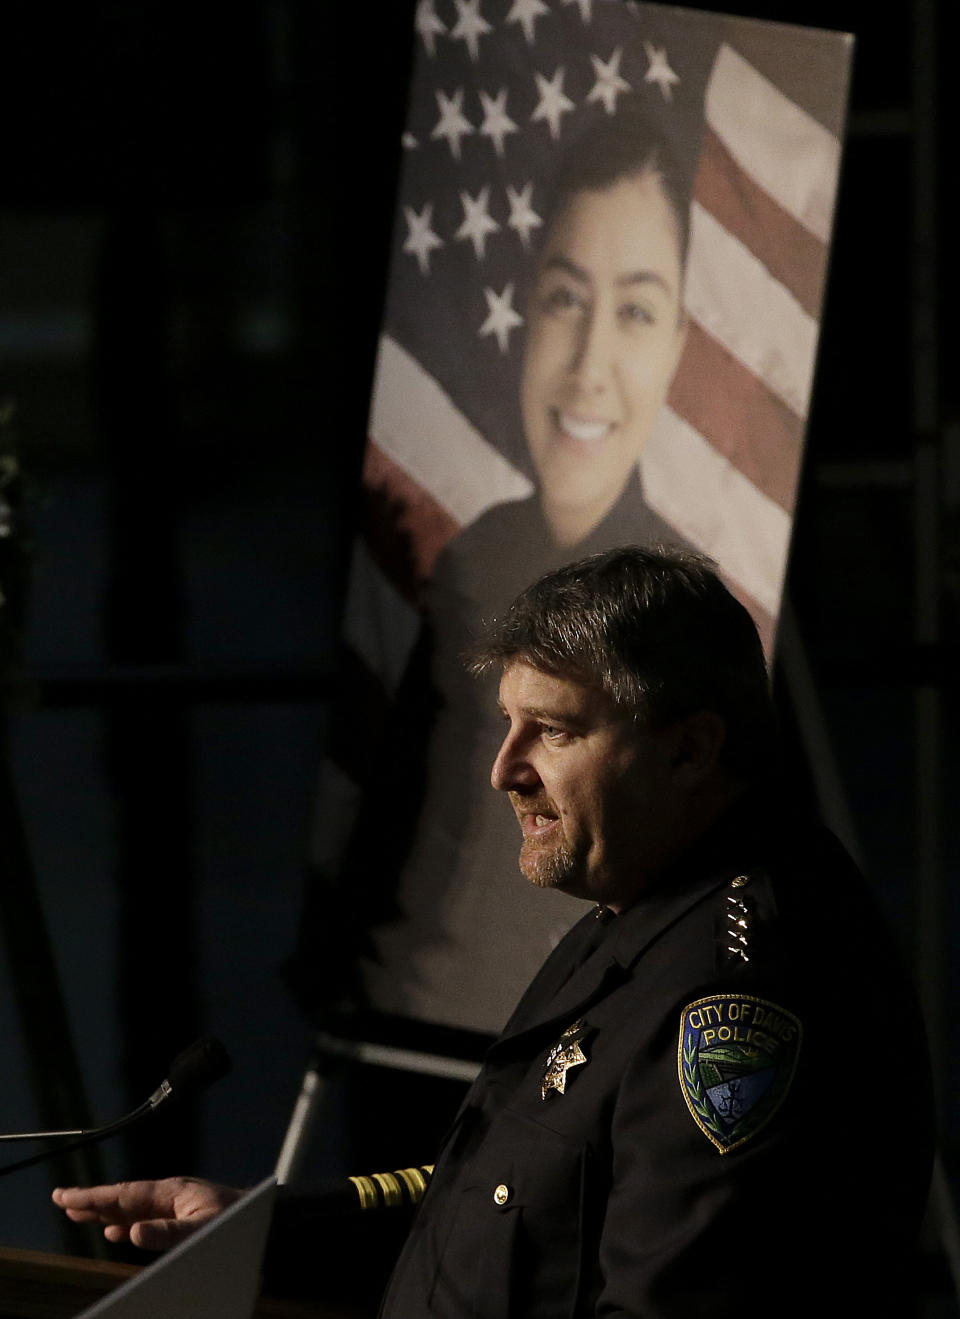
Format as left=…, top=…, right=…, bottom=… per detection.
left=373, top=545, right=934, bottom=1317
left=55, top=548, right=934, bottom=1316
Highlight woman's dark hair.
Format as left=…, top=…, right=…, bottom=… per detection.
left=467, top=546, right=776, bottom=779
left=539, top=99, right=694, bottom=270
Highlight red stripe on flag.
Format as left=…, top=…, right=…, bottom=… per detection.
left=693, top=128, right=828, bottom=321
left=362, top=441, right=463, bottom=602
left=668, top=323, right=804, bottom=514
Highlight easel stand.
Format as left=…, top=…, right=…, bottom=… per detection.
left=275, top=1032, right=479, bottom=1186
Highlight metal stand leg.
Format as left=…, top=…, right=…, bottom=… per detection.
left=275, top=1061, right=328, bottom=1186
left=275, top=1033, right=481, bottom=1185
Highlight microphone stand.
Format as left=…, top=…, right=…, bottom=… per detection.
left=0, top=1094, right=172, bottom=1179
left=0, top=1038, right=232, bottom=1179
left=0, top=1122, right=148, bottom=1181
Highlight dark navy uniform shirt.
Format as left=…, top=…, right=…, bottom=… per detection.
left=376, top=792, right=934, bottom=1318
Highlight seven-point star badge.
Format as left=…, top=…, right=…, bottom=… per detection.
left=541, top=1019, right=590, bottom=1099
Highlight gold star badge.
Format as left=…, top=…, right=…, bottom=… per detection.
left=541, top=1020, right=590, bottom=1100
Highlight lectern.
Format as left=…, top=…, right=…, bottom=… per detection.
left=0, top=1246, right=348, bottom=1318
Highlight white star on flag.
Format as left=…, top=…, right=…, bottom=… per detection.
left=587, top=47, right=631, bottom=115
left=456, top=187, right=501, bottom=260
left=402, top=202, right=444, bottom=275
left=561, top=0, right=592, bottom=22
left=644, top=41, right=680, bottom=102
left=415, top=0, right=446, bottom=57
left=450, top=0, right=492, bottom=63
left=432, top=88, right=475, bottom=160
left=506, top=0, right=550, bottom=45
left=479, top=283, right=524, bottom=353
left=531, top=67, right=575, bottom=141
left=506, top=182, right=542, bottom=249
left=479, top=88, right=518, bottom=157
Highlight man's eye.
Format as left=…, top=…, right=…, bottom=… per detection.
left=541, top=725, right=568, bottom=743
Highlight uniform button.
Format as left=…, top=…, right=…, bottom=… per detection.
left=493, top=1183, right=511, bottom=1206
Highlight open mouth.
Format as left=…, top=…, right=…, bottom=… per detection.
left=554, top=409, right=613, bottom=445
left=522, top=811, right=560, bottom=839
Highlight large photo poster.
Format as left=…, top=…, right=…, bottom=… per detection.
left=310, top=0, right=853, bottom=1037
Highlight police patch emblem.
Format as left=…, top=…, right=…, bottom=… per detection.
left=678, top=995, right=801, bottom=1153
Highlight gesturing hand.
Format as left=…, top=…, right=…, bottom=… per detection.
left=52, top=1176, right=244, bottom=1250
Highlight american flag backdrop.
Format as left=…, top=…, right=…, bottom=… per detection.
left=304, top=1, right=853, bottom=1037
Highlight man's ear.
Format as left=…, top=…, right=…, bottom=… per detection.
left=670, top=710, right=727, bottom=785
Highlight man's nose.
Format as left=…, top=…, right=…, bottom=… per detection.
left=490, top=730, right=540, bottom=793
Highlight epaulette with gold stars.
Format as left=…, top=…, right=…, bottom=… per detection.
left=679, top=870, right=801, bottom=1152
left=724, top=873, right=754, bottom=964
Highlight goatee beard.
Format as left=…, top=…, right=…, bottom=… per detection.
left=520, top=836, right=577, bottom=890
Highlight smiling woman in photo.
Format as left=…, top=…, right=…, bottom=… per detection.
left=520, top=103, right=690, bottom=551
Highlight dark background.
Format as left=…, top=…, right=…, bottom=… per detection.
left=0, top=0, right=956, bottom=1308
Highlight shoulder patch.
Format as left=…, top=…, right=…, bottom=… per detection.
left=678, top=994, right=801, bottom=1153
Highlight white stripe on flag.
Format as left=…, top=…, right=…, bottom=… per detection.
left=642, top=407, right=791, bottom=616
left=369, top=335, right=534, bottom=526
left=706, top=42, right=845, bottom=245
left=342, top=539, right=421, bottom=695
left=685, top=203, right=818, bottom=420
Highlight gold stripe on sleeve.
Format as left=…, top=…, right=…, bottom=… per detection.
left=372, top=1171, right=403, bottom=1208
left=348, top=1174, right=379, bottom=1211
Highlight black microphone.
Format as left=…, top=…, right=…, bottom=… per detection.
left=0, top=1036, right=231, bottom=1177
